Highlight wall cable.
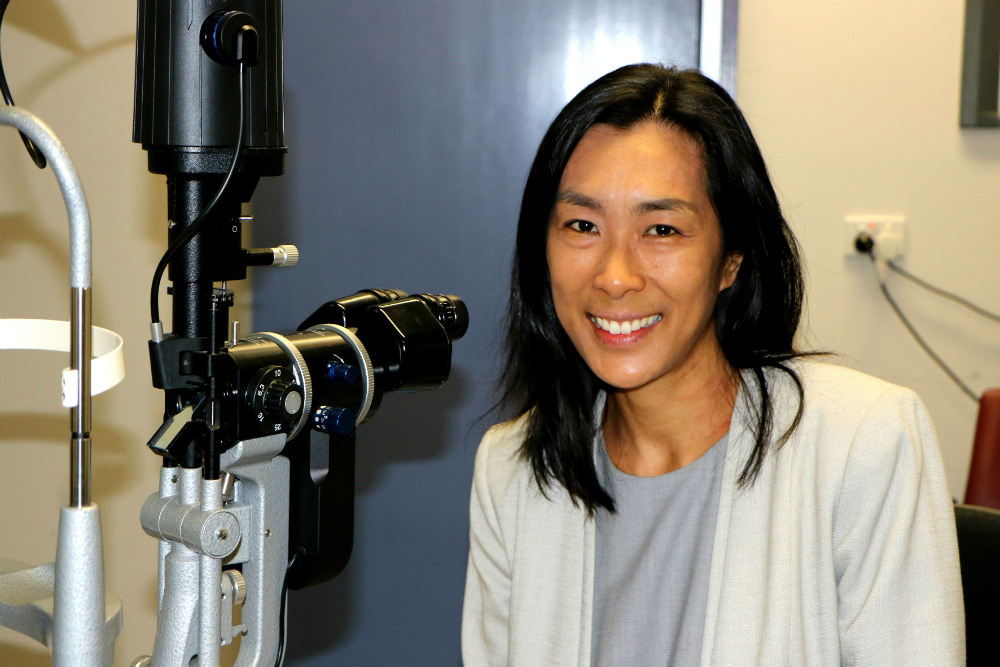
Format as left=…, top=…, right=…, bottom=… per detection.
left=886, top=260, right=1000, bottom=324
left=876, top=278, right=979, bottom=402
left=863, top=250, right=980, bottom=402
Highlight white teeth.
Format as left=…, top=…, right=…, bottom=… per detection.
left=589, top=314, right=662, bottom=334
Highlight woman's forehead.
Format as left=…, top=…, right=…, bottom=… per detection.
left=557, top=122, right=710, bottom=211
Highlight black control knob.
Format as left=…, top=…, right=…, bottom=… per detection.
left=263, top=378, right=304, bottom=421
left=247, top=365, right=303, bottom=434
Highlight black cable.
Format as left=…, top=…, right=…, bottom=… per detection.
left=149, top=62, right=248, bottom=325
left=274, top=546, right=306, bottom=667
left=0, top=0, right=47, bottom=168
left=887, top=260, right=1000, bottom=324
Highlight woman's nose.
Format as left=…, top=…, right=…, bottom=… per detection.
left=593, top=243, right=644, bottom=298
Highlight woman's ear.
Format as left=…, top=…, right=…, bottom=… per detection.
left=719, top=251, right=743, bottom=292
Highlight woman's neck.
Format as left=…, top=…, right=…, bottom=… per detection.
left=603, top=348, right=739, bottom=477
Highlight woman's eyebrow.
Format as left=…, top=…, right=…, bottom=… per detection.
left=556, top=190, right=604, bottom=213
left=633, top=198, right=697, bottom=215
left=556, top=191, right=698, bottom=216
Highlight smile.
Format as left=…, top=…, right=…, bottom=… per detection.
left=588, top=314, right=662, bottom=335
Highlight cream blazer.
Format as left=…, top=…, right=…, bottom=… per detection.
left=462, top=361, right=965, bottom=666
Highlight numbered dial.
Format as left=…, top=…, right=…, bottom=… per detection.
left=247, top=365, right=304, bottom=434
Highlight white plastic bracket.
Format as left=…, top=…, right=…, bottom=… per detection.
left=0, top=318, right=125, bottom=407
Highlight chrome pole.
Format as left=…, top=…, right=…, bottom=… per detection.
left=70, top=286, right=93, bottom=507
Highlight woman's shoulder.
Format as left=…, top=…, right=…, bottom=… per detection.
left=480, top=412, right=531, bottom=457
left=768, top=358, right=936, bottom=467
left=473, top=413, right=534, bottom=491
left=777, top=357, right=924, bottom=416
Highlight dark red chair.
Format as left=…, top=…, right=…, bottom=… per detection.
left=964, top=389, right=1000, bottom=509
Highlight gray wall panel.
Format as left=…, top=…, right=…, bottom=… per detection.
left=252, top=1, right=701, bottom=664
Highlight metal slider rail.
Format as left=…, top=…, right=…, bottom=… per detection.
left=0, top=106, right=119, bottom=667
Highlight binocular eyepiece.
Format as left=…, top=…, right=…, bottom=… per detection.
left=147, top=289, right=467, bottom=461
left=224, top=289, right=468, bottom=445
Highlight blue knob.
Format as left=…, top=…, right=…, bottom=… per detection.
left=313, top=406, right=356, bottom=435
left=326, top=362, right=359, bottom=385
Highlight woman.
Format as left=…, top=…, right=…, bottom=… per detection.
left=462, top=64, right=964, bottom=666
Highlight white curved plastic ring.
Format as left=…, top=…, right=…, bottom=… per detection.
left=0, top=318, right=126, bottom=407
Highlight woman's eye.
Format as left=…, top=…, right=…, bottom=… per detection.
left=566, top=220, right=596, bottom=233
left=645, top=224, right=678, bottom=237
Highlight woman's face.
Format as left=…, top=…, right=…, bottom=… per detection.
left=546, top=121, right=741, bottom=393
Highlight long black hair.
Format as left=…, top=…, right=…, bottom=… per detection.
left=500, top=64, right=806, bottom=514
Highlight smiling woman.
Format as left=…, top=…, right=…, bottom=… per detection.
left=462, top=64, right=965, bottom=667
left=501, top=64, right=807, bottom=511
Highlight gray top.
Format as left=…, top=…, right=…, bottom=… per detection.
left=592, top=432, right=728, bottom=667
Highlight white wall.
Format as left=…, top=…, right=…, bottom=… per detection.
left=737, top=0, right=1000, bottom=498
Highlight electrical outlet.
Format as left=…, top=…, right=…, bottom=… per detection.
left=844, top=215, right=906, bottom=258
